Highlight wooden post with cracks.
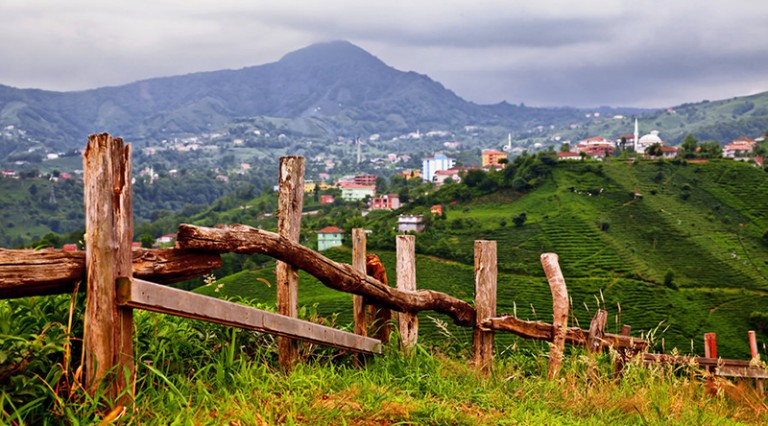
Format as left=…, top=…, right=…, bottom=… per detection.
left=83, top=133, right=134, bottom=403
left=472, top=240, right=497, bottom=373
left=587, top=310, right=608, bottom=353
left=396, top=235, right=418, bottom=351
left=352, top=229, right=367, bottom=337
left=276, top=156, right=305, bottom=370
left=541, top=253, right=569, bottom=380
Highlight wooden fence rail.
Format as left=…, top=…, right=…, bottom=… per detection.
left=0, top=248, right=221, bottom=299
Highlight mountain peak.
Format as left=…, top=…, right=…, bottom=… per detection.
left=278, top=40, right=385, bottom=69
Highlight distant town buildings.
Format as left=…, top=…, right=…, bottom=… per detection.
left=576, top=137, right=615, bottom=158
left=422, top=153, right=455, bottom=182
left=481, top=150, right=507, bottom=167
left=340, top=183, right=375, bottom=201
left=369, top=194, right=400, bottom=210
left=723, top=137, right=757, bottom=159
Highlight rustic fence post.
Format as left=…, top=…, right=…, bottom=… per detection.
left=352, top=229, right=367, bottom=337
left=276, top=156, right=305, bottom=369
left=704, top=333, right=718, bottom=359
left=472, top=240, right=497, bottom=373
left=541, top=253, right=569, bottom=380
left=396, top=235, right=418, bottom=351
left=615, top=324, right=632, bottom=379
left=83, top=133, right=134, bottom=402
left=749, top=330, right=764, bottom=394
left=587, top=310, right=608, bottom=353
left=749, top=330, right=759, bottom=361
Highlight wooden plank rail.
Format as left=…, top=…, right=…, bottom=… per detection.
left=0, top=248, right=222, bottom=299
left=641, top=353, right=768, bottom=379
left=481, top=315, right=647, bottom=351
left=175, top=223, right=477, bottom=326
left=116, top=277, right=381, bottom=354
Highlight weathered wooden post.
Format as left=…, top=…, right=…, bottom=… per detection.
left=587, top=310, right=608, bottom=353
left=472, top=240, right=497, bottom=373
left=276, top=156, right=305, bottom=369
left=396, top=235, right=418, bottom=351
left=749, top=330, right=764, bottom=394
left=541, top=253, right=569, bottom=380
left=749, top=330, right=759, bottom=361
left=352, top=229, right=367, bottom=337
left=704, top=333, right=718, bottom=359
left=615, top=324, right=632, bottom=379
left=83, top=133, right=134, bottom=402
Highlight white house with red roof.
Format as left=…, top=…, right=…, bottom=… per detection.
left=557, top=151, right=582, bottom=160
left=317, top=226, right=344, bottom=251
left=576, top=137, right=615, bottom=158
left=723, top=137, right=756, bottom=159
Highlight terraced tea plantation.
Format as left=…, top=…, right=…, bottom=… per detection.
left=202, top=159, right=768, bottom=359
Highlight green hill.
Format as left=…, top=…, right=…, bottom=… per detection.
left=198, top=158, right=768, bottom=359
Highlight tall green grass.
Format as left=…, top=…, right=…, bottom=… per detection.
left=3, top=293, right=767, bottom=424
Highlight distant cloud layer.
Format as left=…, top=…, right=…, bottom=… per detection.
left=2, top=0, right=767, bottom=108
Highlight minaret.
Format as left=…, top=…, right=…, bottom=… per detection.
left=356, top=138, right=361, bottom=164
left=633, top=118, right=639, bottom=152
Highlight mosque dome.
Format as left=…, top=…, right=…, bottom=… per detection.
left=639, top=130, right=663, bottom=146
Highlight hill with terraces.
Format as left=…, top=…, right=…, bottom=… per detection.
left=198, top=158, right=768, bottom=358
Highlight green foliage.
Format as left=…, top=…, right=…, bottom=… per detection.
left=512, top=212, right=527, bottom=227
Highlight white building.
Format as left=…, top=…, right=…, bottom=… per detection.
left=398, top=215, right=426, bottom=233
left=637, top=130, right=664, bottom=153
left=422, top=153, right=455, bottom=183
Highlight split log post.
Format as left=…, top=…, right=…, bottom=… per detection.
left=749, top=330, right=759, bottom=361
left=276, top=156, right=305, bottom=369
left=541, top=253, right=569, bottom=380
left=704, top=333, right=718, bottom=360
left=749, top=330, right=764, bottom=394
left=352, top=229, right=367, bottom=337
left=615, top=324, right=632, bottom=379
left=587, top=309, right=608, bottom=353
left=472, top=240, right=497, bottom=374
left=703, top=332, right=717, bottom=394
left=83, top=133, right=134, bottom=402
left=396, top=235, right=418, bottom=351
left=366, top=254, right=392, bottom=344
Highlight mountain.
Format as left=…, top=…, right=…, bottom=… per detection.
left=0, top=41, right=597, bottom=160
left=2, top=40, right=767, bottom=165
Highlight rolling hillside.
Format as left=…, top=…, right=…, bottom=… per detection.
left=201, top=158, right=768, bottom=358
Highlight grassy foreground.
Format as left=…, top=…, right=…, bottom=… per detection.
left=2, top=295, right=768, bottom=425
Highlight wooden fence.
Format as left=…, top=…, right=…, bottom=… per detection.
left=1, top=133, right=764, bottom=404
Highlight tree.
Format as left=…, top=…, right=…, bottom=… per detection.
left=681, top=134, right=698, bottom=155
left=699, top=141, right=723, bottom=158
left=512, top=212, right=527, bottom=227
left=463, top=169, right=487, bottom=188
left=375, top=176, right=387, bottom=194
left=646, top=143, right=663, bottom=157
left=139, top=233, right=155, bottom=248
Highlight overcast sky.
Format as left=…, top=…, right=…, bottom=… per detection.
left=2, top=0, right=767, bottom=108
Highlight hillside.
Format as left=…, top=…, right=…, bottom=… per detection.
left=202, top=158, right=768, bottom=358
left=564, top=93, right=768, bottom=146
